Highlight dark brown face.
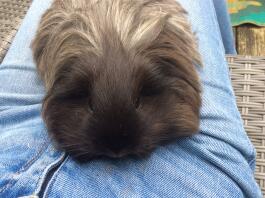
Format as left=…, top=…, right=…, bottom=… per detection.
left=31, top=0, right=202, bottom=163
left=42, top=47, right=201, bottom=163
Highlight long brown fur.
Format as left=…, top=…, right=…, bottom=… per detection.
left=32, top=0, right=202, bottom=162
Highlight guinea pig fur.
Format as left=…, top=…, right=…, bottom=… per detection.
left=31, top=0, right=202, bottom=162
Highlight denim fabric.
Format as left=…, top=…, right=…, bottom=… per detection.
left=212, top=0, right=237, bottom=54
left=0, top=0, right=262, bottom=197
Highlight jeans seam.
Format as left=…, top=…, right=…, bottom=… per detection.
left=43, top=156, right=70, bottom=198
left=208, top=0, right=226, bottom=56
left=248, top=146, right=256, bottom=166
left=0, top=140, right=49, bottom=194
left=35, top=152, right=66, bottom=197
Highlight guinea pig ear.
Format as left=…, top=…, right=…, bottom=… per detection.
left=141, top=4, right=202, bottom=96
left=149, top=18, right=201, bottom=70
left=127, top=0, right=202, bottom=69
left=128, top=14, right=167, bottom=52
left=31, top=11, right=53, bottom=63
left=31, top=7, right=71, bottom=88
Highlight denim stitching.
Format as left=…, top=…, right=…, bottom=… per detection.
left=208, top=0, right=226, bottom=55
left=43, top=156, right=70, bottom=198
left=33, top=145, right=55, bottom=194
left=34, top=152, right=66, bottom=196
left=0, top=141, right=50, bottom=194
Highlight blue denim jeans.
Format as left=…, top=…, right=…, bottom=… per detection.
left=213, top=0, right=237, bottom=54
left=0, top=0, right=262, bottom=197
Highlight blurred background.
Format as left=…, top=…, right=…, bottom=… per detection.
left=228, top=0, right=265, bottom=55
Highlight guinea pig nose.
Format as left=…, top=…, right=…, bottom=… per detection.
left=109, top=150, right=127, bottom=158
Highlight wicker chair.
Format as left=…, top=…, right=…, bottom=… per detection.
left=228, top=55, right=265, bottom=194
left=0, top=0, right=264, bottom=195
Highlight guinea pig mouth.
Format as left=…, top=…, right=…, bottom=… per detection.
left=106, top=151, right=128, bottom=158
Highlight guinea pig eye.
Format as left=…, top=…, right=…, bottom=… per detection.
left=135, top=85, right=162, bottom=108
left=88, top=98, right=94, bottom=112
left=140, top=84, right=162, bottom=97
left=65, top=91, right=88, bottom=101
left=64, top=91, right=94, bottom=112
left=56, top=89, right=90, bottom=106
left=135, top=96, right=141, bottom=108
left=140, top=71, right=164, bottom=98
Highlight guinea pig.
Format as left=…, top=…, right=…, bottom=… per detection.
left=31, top=0, right=202, bottom=162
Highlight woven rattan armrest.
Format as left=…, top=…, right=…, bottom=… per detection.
left=227, top=55, right=265, bottom=193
